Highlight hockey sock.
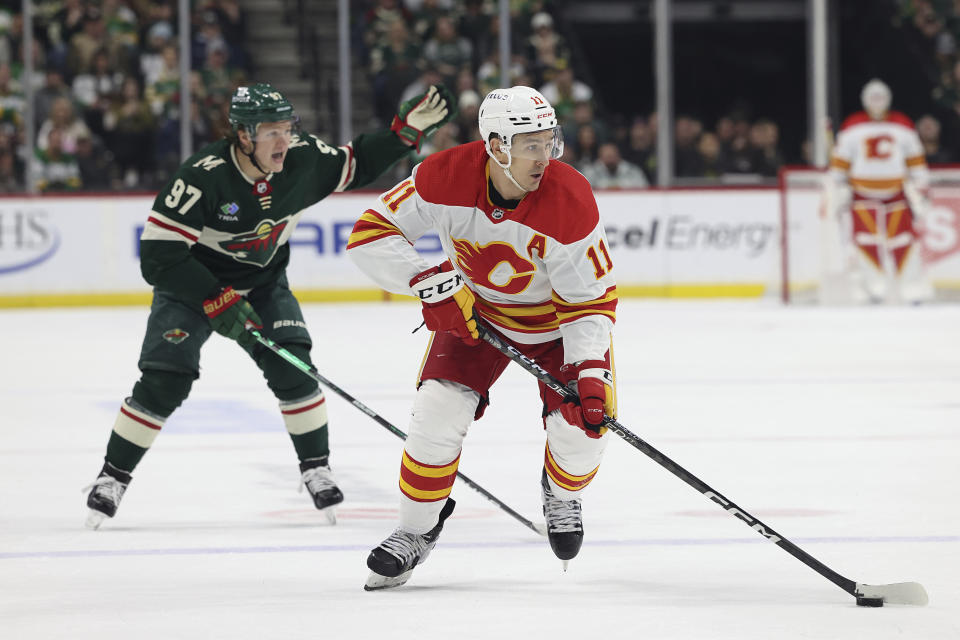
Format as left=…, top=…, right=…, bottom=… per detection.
left=280, top=390, right=330, bottom=461
left=105, top=399, right=166, bottom=472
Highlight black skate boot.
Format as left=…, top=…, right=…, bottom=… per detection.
left=364, top=498, right=456, bottom=591
left=541, top=470, right=583, bottom=568
left=84, top=462, right=132, bottom=530
left=300, top=457, right=344, bottom=524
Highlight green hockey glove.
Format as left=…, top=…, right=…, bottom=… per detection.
left=391, top=84, right=457, bottom=151
left=202, top=286, right=262, bottom=348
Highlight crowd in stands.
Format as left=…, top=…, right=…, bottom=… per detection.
left=357, top=0, right=804, bottom=189
left=0, top=0, right=956, bottom=194
left=0, top=0, right=250, bottom=193
left=896, top=0, right=960, bottom=163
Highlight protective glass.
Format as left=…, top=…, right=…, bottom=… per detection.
left=509, top=128, right=564, bottom=161
left=250, top=116, right=302, bottom=143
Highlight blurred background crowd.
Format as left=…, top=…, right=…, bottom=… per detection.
left=0, top=0, right=958, bottom=194
left=0, top=0, right=249, bottom=192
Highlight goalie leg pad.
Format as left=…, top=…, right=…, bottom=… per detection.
left=896, top=243, right=935, bottom=304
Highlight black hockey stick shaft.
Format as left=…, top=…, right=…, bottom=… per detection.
left=249, top=329, right=545, bottom=537
left=475, top=321, right=862, bottom=598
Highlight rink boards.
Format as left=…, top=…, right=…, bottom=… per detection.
left=1, top=188, right=959, bottom=306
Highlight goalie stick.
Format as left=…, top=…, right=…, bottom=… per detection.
left=249, top=329, right=547, bottom=537
left=475, top=320, right=928, bottom=607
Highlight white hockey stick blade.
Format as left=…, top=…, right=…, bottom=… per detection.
left=855, top=582, right=929, bottom=606
left=533, top=521, right=548, bottom=537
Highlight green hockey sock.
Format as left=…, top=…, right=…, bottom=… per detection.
left=105, top=432, right=148, bottom=472
left=290, top=426, right=329, bottom=462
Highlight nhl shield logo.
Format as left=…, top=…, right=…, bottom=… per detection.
left=163, top=328, right=190, bottom=344
left=491, top=208, right=505, bottom=220
left=253, top=180, right=272, bottom=196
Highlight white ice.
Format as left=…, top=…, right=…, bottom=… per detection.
left=1, top=300, right=958, bottom=640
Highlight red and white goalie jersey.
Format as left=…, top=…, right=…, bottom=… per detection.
left=827, top=111, right=933, bottom=304
left=829, top=111, right=928, bottom=200
left=347, top=140, right=617, bottom=363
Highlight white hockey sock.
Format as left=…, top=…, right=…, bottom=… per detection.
left=112, top=398, right=165, bottom=448
left=280, top=390, right=328, bottom=436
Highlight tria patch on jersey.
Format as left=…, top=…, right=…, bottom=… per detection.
left=219, top=202, right=240, bottom=221
left=162, top=328, right=190, bottom=344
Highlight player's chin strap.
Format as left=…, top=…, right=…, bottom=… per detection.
left=238, top=124, right=269, bottom=176
left=488, top=147, right=529, bottom=193
left=472, top=317, right=929, bottom=607
left=241, top=141, right=269, bottom=175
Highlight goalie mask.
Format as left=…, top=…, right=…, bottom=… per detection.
left=478, top=86, right=564, bottom=191
left=860, top=79, right=891, bottom=119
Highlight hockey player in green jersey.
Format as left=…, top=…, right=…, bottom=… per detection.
left=84, top=82, right=456, bottom=529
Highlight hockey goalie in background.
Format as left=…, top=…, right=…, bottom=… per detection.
left=827, top=79, right=934, bottom=304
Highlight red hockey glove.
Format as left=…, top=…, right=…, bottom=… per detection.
left=391, top=84, right=457, bottom=151
left=409, top=261, right=479, bottom=345
left=559, top=360, right=613, bottom=439
left=203, top=286, right=262, bottom=348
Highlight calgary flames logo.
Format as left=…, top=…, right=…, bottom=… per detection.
left=452, top=238, right=536, bottom=294
left=219, top=220, right=288, bottom=265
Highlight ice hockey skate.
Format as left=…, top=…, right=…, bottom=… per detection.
left=541, top=471, right=583, bottom=569
left=84, top=462, right=132, bottom=530
left=300, top=457, right=344, bottom=524
left=364, top=498, right=456, bottom=591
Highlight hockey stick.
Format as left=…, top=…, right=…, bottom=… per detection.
left=249, top=329, right=547, bottom=537
left=475, top=320, right=928, bottom=606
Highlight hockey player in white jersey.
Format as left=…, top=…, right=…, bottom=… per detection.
left=347, top=86, right=617, bottom=590
left=829, top=79, right=934, bottom=304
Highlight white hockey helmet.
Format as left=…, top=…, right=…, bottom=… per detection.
left=478, top=86, right=563, bottom=163
left=861, top=79, right=891, bottom=118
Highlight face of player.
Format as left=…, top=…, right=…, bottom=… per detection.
left=246, top=120, right=296, bottom=173
left=502, top=130, right=561, bottom=192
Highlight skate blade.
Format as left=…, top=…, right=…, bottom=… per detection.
left=320, top=507, right=337, bottom=525
left=561, top=559, right=569, bottom=572
left=364, top=569, right=414, bottom=591
left=85, top=510, right=107, bottom=530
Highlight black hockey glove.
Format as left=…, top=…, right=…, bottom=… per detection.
left=391, top=84, right=458, bottom=152
left=203, top=286, right=262, bottom=348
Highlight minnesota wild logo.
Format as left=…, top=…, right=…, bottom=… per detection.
left=163, top=328, right=190, bottom=344
left=219, top=219, right=288, bottom=265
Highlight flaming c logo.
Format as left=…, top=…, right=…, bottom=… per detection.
left=452, top=238, right=536, bottom=294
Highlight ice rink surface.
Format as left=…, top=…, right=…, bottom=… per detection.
left=1, top=299, right=958, bottom=640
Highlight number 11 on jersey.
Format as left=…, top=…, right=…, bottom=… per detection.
left=586, top=240, right=613, bottom=278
